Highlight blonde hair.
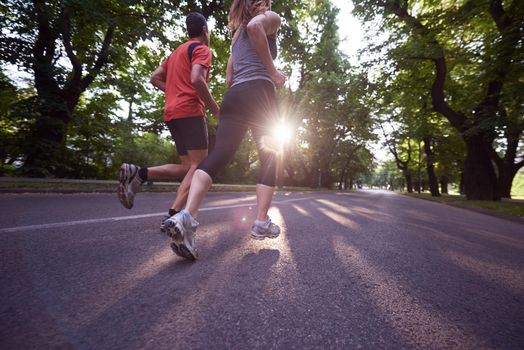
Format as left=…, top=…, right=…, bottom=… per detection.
left=228, top=0, right=270, bottom=35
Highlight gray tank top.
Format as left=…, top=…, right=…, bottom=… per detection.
left=231, top=26, right=278, bottom=87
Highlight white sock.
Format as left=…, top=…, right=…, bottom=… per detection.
left=254, top=218, right=270, bottom=228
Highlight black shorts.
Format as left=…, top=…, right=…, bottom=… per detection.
left=197, top=79, right=279, bottom=186
left=165, top=116, right=208, bottom=156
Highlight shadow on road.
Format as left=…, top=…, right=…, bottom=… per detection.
left=298, top=192, right=524, bottom=349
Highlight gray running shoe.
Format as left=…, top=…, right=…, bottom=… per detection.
left=117, top=163, right=143, bottom=209
left=251, top=217, right=280, bottom=240
left=164, top=210, right=199, bottom=260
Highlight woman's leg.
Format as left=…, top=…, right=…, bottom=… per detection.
left=185, top=169, right=213, bottom=218
left=249, top=133, right=280, bottom=240
left=255, top=183, right=275, bottom=221
left=252, top=130, right=278, bottom=221
left=185, top=118, right=248, bottom=218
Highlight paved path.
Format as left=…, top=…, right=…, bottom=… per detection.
left=1, top=190, right=523, bottom=349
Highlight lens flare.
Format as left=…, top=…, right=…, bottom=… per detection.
left=272, top=120, right=293, bottom=144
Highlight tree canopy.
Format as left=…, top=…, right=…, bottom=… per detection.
left=1, top=0, right=522, bottom=200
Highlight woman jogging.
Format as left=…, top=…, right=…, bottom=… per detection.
left=164, top=0, right=287, bottom=260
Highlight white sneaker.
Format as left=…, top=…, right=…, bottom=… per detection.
left=251, top=216, right=280, bottom=240
left=117, top=163, right=143, bottom=209
left=164, top=210, right=199, bottom=260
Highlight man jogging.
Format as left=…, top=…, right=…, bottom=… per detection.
left=117, top=12, right=219, bottom=228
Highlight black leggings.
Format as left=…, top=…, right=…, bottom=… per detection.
left=198, top=80, right=278, bottom=186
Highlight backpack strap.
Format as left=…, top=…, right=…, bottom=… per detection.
left=188, top=42, right=204, bottom=63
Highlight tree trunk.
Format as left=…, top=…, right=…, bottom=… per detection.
left=463, top=135, right=499, bottom=200
left=423, top=135, right=440, bottom=196
left=440, top=175, right=449, bottom=194
left=23, top=97, right=71, bottom=176
left=386, top=0, right=520, bottom=202
left=321, top=169, right=333, bottom=188
left=284, top=163, right=296, bottom=185
left=338, top=169, right=345, bottom=190
left=309, top=154, right=321, bottom=188
left=413, top=180, right=420, bottom=193
left=23, top=4, right=114, bottom=176
left=405, top=172, right=413, bottom=193
left=459, top=171, right=465, bottom=195
left=497, top=165, right=518, bottom=199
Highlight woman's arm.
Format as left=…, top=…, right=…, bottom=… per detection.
left=246, top=11, right=286, bottom=87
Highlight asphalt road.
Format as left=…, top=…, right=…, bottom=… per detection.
left=1, top=190, right=523, bottom=349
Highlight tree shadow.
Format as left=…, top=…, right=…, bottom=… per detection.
left=273, top=201, right=412, bottom=348
left=305, top=194, right=524, bottom=348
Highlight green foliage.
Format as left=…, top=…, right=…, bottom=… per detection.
left=353, top=0, right=524, bottom=198
left=1, top=0, right=378, bottom=186
left=64, top=92, right=119, bottom=178
left=277, top=0, right=375, bottom=188
left=118, top=132, right=177, bottom=169
left=369, top=160, right=404, bottom=190
left=0, top=0, right=230, bottom=176
left=0, top=69, right=38, bottom=174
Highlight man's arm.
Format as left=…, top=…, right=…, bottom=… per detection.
left=226, top=55, right=234, bottom=88
left=246, top=11, right=286, bottom=88
left=150, top=66, right=167, bottom=92
left=191, top=64, right=220, bottom=117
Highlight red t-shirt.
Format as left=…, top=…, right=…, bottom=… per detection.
left=161, top=39, right=211, bottom=121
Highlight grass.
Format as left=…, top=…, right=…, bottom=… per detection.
left=0, top=179, right=315, bottom=193
left=0, top=181, right=258, bottom=192
left=404, top=192, right=524, bottom=219
left=0, top=181, right=118, bottom=192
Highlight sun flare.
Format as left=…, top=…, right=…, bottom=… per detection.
left=272, top=120, right=293, bottom=144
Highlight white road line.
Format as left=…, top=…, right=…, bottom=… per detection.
left=0, top=196, right=315, bottom=233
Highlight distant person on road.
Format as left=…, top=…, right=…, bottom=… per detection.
left=117, top=12, right=219, bottom=230
left=163, top=0, right=287, bottom=260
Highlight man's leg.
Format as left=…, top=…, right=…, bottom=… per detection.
left=117, top=157, right=190, bottom=210
left=145, top=157, right=190, bottom=181
left=118, top=118, right=191, bottom=209
left=170, top=149, right=208, bottom=212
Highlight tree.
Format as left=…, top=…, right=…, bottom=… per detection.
left=277, top=0, right=375, bottom=188
left=370, top=160, right=404, bottom=190
left=65, top=92, right=119, bottom=178
left=0, top=70, right=36, bottom=174
left=353, top=0, right=524, bottom=200
left=0, top=0, right=227, bottom=176
left=380, top=122, right=415, bottom=192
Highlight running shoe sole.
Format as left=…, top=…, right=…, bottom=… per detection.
left=117, top=164, right=133, bottom=209
left=250, top=230, right=280, bottom=240
left=165, top=220, right=197, bottom=261
left=160, top=216, right=169, bottom=234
